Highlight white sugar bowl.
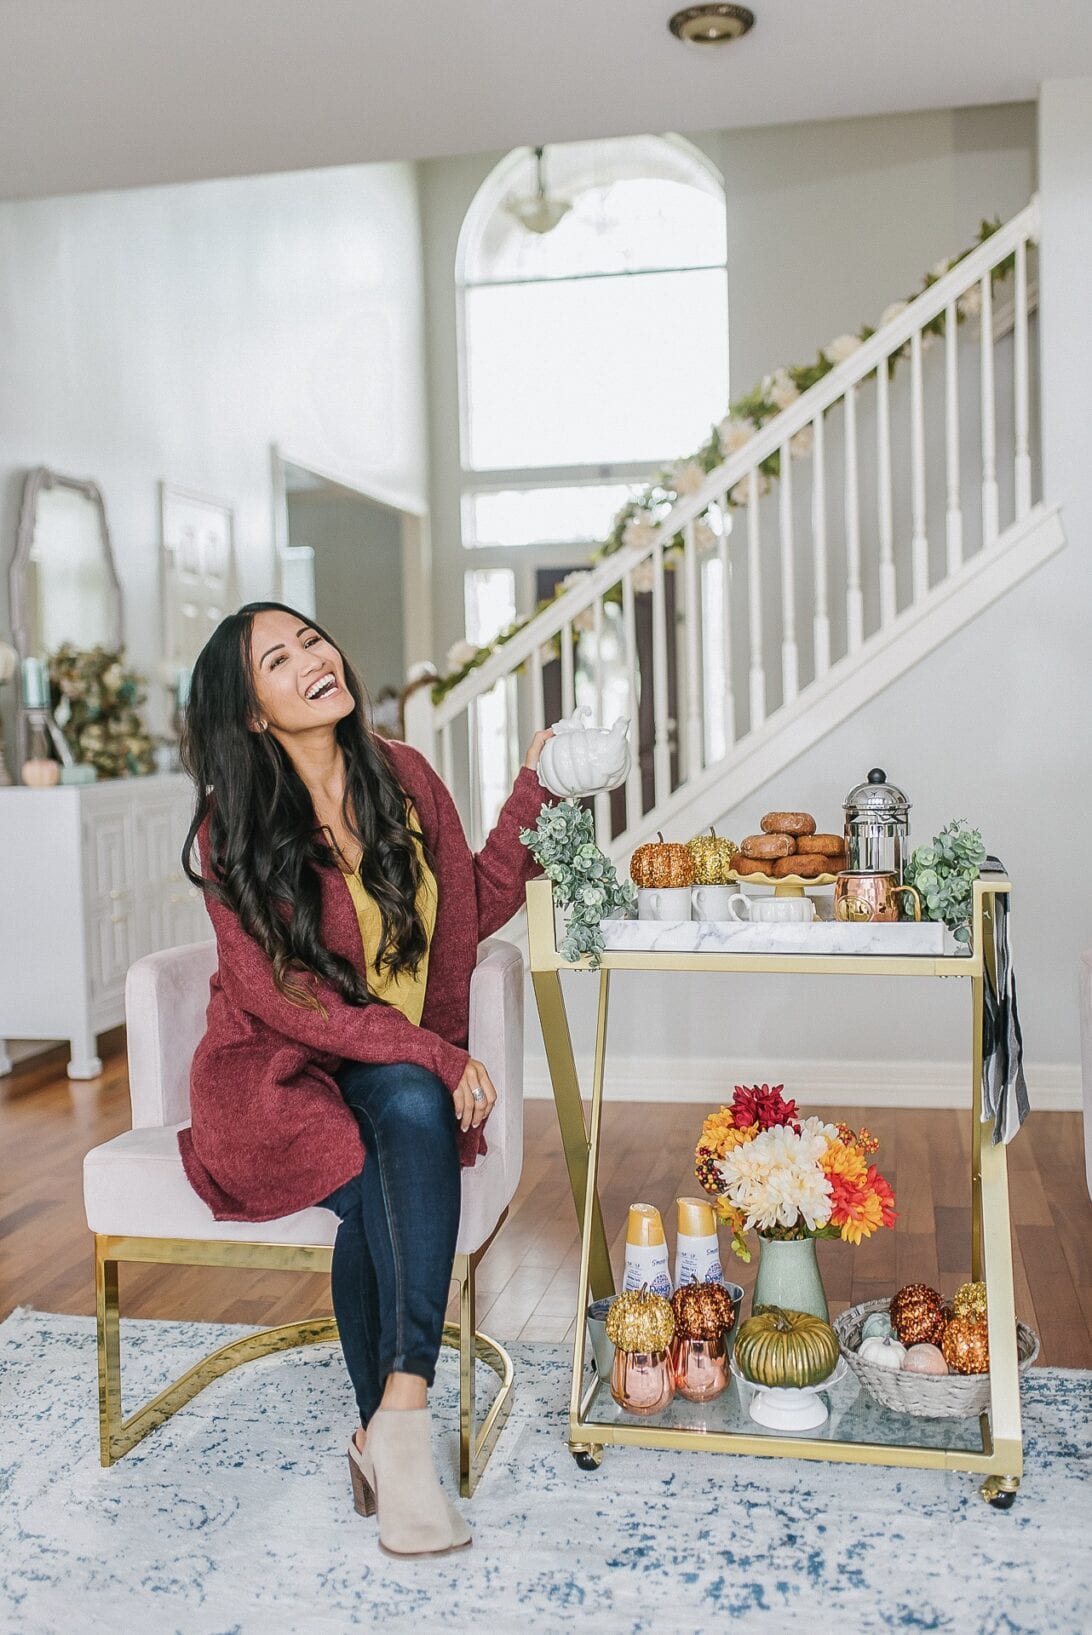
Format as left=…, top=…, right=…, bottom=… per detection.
left=537, top=707, right=632, bottom=798
left=727, top=895, right=815, bottom=924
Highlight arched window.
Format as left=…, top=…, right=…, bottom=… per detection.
left=457, top=134, right=728, bottom=643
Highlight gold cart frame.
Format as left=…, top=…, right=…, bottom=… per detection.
left=526, top=875, right=1021, bottom=1506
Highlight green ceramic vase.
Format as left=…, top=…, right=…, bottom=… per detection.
left=751, top=1235, right=829, bottom=1322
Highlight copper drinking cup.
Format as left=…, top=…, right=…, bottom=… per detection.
left=834, top=872, right=922, bottom=923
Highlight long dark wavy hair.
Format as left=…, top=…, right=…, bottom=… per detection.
left=182, top=601, right=430, bottom=1009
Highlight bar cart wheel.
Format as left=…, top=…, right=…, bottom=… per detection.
left=571, top=1443, right=603, bottom=1471
left=980, top=1476, right=1019, bottom=1509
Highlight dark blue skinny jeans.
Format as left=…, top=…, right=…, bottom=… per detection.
left=321, top=1060, right=461, bottom=1426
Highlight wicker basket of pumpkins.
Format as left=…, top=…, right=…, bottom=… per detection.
left=835, top=1283, right=1039, bottom=1419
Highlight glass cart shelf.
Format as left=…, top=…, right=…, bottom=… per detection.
left=525, top=872, right=1024, bottom=1505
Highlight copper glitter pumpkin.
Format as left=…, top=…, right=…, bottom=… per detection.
left=629, top=832, right=695, bottom=890
left=686, top=827, right=738, bottom=886
left=951, top=1280, right=987, bottom=1323
left=671, top=1281, right=737, bottom=1342
left=941, top=1315, right=990, bottom=1375
left=606, top=1286, right=676, bottom=1353
left=890, top=1283, right=945, bottom=1347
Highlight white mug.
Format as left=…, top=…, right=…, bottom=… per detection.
left=727, top=894, right=815, bottom=924
left=691, top=884, right=735, bottom=921
left=638, top=886, right=692, bottom=922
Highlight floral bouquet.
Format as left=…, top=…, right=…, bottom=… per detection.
left=47, top=643, right=156, bottom=779
left=695, top=1083, right=896, bottom=1261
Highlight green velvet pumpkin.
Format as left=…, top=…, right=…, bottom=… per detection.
left=735, top=1306, right=840, bottom=1388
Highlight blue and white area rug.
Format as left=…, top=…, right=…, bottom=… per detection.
left=1, top=1309, right=1090, bottom=1635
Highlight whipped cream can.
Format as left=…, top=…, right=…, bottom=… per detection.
left=622, top=1203, right=672, bottom=1298
left=674, top=1197, right=723, bottom=1288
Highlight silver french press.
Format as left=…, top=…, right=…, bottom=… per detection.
left=842, top=768, right=912, bottom=880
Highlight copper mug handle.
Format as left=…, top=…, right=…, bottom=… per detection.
left=894, top=884, right=922, bottom=922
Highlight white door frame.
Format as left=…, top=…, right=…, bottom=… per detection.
left=270, top=444, right=433, bottom=670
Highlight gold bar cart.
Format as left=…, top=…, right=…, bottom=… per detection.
left=526, top=873, right=1023, bottom=1507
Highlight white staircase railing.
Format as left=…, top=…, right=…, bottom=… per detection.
left=407, top=200, right=1045, bottom=851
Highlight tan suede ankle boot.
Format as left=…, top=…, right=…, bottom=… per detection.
left=354, top=1408, right=472, bottom=1558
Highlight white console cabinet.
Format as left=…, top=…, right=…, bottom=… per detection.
left=0, top=774, right=205, bottom=1078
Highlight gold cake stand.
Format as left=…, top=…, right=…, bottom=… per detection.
left=726, top=865, right=838, bottom=898
left=526, top=872, right=1023, bottom=1508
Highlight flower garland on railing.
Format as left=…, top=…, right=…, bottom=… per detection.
left=434, top=217, right=1018, bottom=703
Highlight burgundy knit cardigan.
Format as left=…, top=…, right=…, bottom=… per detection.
left=178, top=741, right=551, bottom=1222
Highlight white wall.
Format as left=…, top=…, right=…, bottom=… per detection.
left=419, top=102, right=1090, bottom=1101
left=0, top=162, right=429, bottom=746
left=287, top=486, right=406, bottom=695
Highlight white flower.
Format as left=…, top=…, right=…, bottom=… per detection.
left=762, top=368, right=800, bottom=411
left=631, top=558, right=656, bottom=594
left=670, top=459, right=706, bottom=497
left=573, top=605, right=596, bottom=634
left=728, top=472, right=771, bottom=507
left=445, top=638, right=479, bottom=672
left=715, top=1120, right=835, bottom=1234
left=694, top=518, right=718, bottom=554
left=824, top=333, right=863, bottom=365
left=622, top=517, right=659, bottom=553
left=932, top=257, right=952, bottom=279
left=957, top=283, right=982, bottom=320
left=920, top=329, right=938, bottom=352
left=880, top=300, right=910, bottom=328
left=561, top=569, right=591, bottom=592
left=718, top=415, right=755, bottom=457
left=789, top=425, right=814, bottom=460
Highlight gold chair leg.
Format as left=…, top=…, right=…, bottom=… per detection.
left=93, top=1235, right=338, bottom=1467
left=93, top=1230, right=516, bottom=1491
left=441, top=1248, right=515, bottom=1497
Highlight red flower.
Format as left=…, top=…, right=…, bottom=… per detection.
left=865, top=1165, right=897, bottom=1228
left=730, top=1083, right=799, bottom=1132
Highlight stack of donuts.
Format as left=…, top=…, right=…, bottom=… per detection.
left=734, top=812, right=846, bottom=879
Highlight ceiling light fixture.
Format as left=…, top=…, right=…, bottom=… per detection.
left=668, top=4, right=755, bottom=45
left=505, top=146, right=573, bottom=236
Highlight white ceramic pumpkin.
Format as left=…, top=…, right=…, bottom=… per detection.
left=858, top=1335, right=907, bottom=1371
left=537, top=707, right=632, bottom=798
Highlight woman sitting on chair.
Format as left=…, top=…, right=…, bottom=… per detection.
left=179, top=602, right=552, bottom=1559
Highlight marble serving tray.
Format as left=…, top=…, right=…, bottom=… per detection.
left=598, top=919, right=950, bottom=956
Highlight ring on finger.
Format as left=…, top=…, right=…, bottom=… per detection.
left=471, top=1087, right=485, bottom=1103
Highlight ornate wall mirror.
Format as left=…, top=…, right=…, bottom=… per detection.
left=10, top=468, right=123, bottom=663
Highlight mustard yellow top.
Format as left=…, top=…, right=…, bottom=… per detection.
left=340, top=816, right=436, bottom=1025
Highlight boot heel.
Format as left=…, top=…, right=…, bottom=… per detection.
left=347, top=1447, right=377, bottom=1518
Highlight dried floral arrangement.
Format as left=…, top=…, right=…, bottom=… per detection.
left=48, top=644, right=156, bottom=778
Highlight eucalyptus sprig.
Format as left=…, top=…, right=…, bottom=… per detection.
left=520, top=800, right=635, bottom=968
left=905, top=820, right=987, bottom=946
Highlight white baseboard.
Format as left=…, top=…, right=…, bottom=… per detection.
left=523, top=1054, right=1082, bottom=1111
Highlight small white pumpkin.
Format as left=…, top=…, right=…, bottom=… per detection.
left=858, top=1335, right=907, bottom=1371
left=537, top=707, right=632, bottom=798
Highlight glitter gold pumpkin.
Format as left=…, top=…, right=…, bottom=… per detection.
left=951, top=1281, right=987, bottom=1323
left=605, top=1286, right=676, bottom=1353
left=686, top=827, right=738, bottom=885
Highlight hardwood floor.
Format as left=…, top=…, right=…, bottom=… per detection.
left=2, top=1034, right=1091, bottom=1367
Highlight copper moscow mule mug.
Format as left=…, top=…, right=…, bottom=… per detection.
left=834, top=871, right=922, bottom=923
